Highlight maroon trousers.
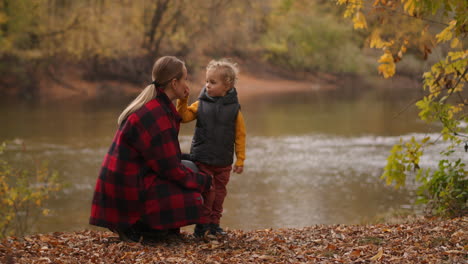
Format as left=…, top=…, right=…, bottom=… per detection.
left=196, top=162, right=232, bottom=224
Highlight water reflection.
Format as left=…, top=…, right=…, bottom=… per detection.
left=220, top=133, right=455, bottom=230
left=0, top=83, right=459, bottom=235
left=243, top=86, right=428, bottom=137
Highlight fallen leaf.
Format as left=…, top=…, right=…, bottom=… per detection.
left=350, top=249, right=361, bottom=257
left=326, top=244, right=337, bottom=250
left=370, top=247, right=384, bottom=261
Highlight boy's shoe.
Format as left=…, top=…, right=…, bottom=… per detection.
left=193, top=224, right=209, bottom=238
left=209, top=223, right=227, bottom=235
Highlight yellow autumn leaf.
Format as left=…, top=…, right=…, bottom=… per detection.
left=436, top=20, right=456, bottom=43
left=450, top=105, right=462, bottom=114
left=400, top=45, right=407, bottom=54
left=338, top=0, right=363, bottom=18
left=353, top=12, right=367, bottom=29
left=450, top=38, right=460, bottom=49
left=378, top=51, right=396, bottom=78
left=402, top=0, right=415, bottom=15
left=448, top=51, right=468, bottom=60
left=436, top=29, right=452, bottom=43
left=378, top=64, right=395, bottom=78
left=370, top=31, right=392, bottom=48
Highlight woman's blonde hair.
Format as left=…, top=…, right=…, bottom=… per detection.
left=117, top=56, right=185, bottom=125
left=206, top=59, right=239, bottom=88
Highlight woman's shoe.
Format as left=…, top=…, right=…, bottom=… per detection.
left=140, top=229, right=169, bottom=241
left=116, top=228, right=141, bottom=242
left=193, top=224, right=209, bottom=238
left=168, top=228, right=181, bottom=236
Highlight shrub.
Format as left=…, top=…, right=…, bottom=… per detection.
left=416, top=156, right=467, bottom=217
left=0, top=141, right=61, bottom=238
left=382, top=139, right=467, bottom=218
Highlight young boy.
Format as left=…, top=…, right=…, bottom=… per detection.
left=177, top=59, right=246, bottom=236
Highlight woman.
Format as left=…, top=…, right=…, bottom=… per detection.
left=89, top=56, right=212, bottom=242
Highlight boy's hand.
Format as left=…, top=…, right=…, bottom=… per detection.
left=233, top=165, right=243, bottom=174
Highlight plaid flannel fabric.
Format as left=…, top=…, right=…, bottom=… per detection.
left=90, top=88, right=211, bottom=230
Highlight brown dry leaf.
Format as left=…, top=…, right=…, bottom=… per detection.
left=350, top=249, right=362, bottom=257
left=326, top=243, right=337, bottom=250
left=370, top=247, right=384, bottom=261
left=444, top=250, right=464, bottom=254
left=38, top=235, right=51, bottom=243
left=273, top=237, right=285, bottom=243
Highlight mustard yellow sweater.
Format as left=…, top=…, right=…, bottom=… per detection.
left=176, top=97, right=246, bottom=167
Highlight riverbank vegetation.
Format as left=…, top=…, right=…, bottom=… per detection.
left=336, top=0, right=467, bottom=218
left=0, top=142, right=61, bottom=239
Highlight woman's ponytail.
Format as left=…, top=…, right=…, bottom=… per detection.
left=117, top=84, right=157, bottom=126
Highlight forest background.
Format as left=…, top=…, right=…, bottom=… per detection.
left=0, top=0, right=436, bottom=101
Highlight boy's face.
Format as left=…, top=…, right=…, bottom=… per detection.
left=205, top=69, right=230, bottom=97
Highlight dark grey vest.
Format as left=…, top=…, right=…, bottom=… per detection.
left=190, top=87, right=240, bottom=166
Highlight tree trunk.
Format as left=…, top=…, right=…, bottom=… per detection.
left=143, top=0, right=170, bottom=53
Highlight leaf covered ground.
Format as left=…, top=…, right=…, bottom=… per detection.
left=1, top=217, right=466, bottom=263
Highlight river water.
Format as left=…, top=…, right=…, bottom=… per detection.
left=1, top=79, right=464, bottom=235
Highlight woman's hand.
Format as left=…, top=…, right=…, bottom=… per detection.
left=183, top=85, right=190, bottom=98
left=233, top=165, right=243, bottom=174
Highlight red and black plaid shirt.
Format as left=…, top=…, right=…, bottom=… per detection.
left=90, top=88, right=211, bottom=230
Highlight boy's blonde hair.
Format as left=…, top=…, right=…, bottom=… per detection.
left=206, top=59, right=239, bottom=88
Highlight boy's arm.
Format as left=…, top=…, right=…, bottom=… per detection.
left=234, top=111, right=246, bottom=169
left=176, top=97, right=199, bottom=123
